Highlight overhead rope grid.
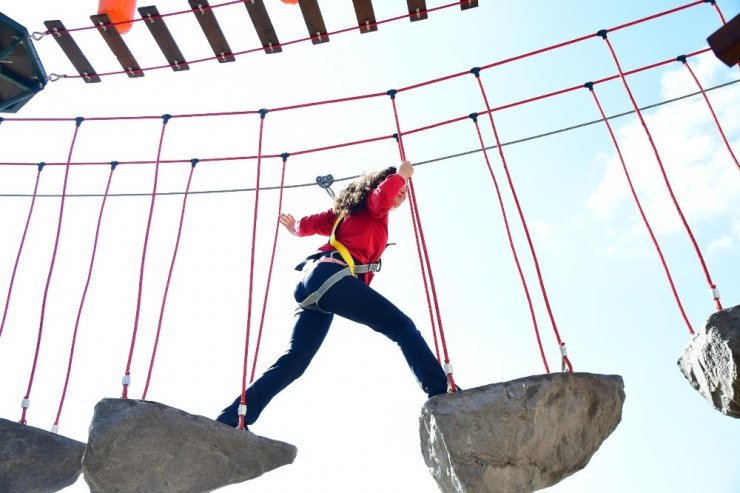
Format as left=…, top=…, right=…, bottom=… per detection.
left=0, top=1, right=736, bottom=429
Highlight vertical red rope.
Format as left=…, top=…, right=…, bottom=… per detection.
left=388, top=92, right=457, bottom=391
left=679, top=58, right=738, bottom=171
left=709, top=1, right=727, bottom=23
left=122, top=115, right=171, bottom=399
left=708, top=0, right=739, bottom=70
left=394, top=131, right=441, bottom=362
left=239, top=110, right=268, bottom=430
left=587, top=85, right=695, bottom=334
left=53, top=162, right=117, bottom=430
left=0, top=164, right=44, bottom=340
left=20, top=118, right=83, bottom=424
left=250, top=153, right=289, bottom=383
left=600, top=34, right=722, bottom=311
left=408, top=195, right=441, bottom=363
left=472, top=71, right=572, bottom=372
left=470, top=115, right=550, bottom=372
left=141, top=159, right=198, bottom=400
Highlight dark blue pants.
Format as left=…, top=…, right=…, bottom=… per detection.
left=216, top=261, right=449, bottom=427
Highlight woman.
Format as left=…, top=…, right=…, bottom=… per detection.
left=216, top=160, right=450, bottom=429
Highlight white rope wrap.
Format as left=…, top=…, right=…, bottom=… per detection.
left=122, top=374, right=131, bottom=386
left=712, top=287, right=720, bottom=300
left=21, top=398, right=30, bottom=409
left=52, top=424, right=59, bottom=434
left=559, top=344, right=568, bottom=357
left=443, top=363, right=453, bottom=375
left=238, top=404, right=247, bottom=417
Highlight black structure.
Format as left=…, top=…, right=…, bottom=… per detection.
left=0, top=11, right=47, bottom=112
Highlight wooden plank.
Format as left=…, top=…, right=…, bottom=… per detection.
left=298, top=0, right=329, bottom=44
left=242, top=0, right=282, bottom=54
left=188, top=0, right=235, bottom=62
left=707, top=13, right=740, bottom=67
left=90, top=13, right=144, bottom=78
left=138, top=5, right=189, bottom=71
left=352, top=0, right=377, bottom=33
left=460, top=0, right=479, bottom=11
left=406, top=0, right=429, bottom=22
left=43, top=20, right=100, bottom=82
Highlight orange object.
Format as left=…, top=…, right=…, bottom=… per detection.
left=281, top=0, right=299, bottom=4
left=98, top=0, right=137, bottom=34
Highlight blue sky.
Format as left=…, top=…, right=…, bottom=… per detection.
left=1, top=1, right=739, bottom=492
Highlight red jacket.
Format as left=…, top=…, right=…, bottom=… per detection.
left=296, top=173, right=406, bottom=284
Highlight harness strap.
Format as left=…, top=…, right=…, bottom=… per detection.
left=298, top=267, right=353, bottom=310
left=329, top=214, right=357, bottom=276
left=298, top=258, right=382, bottom=311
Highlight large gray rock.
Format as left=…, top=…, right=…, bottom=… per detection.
left=0, top=417, right=86, bottom=493
left=678, top=304, right=740, bottom=418
left=82, top=399, right=297, bottom=493
left=420, top=372, right=625, bottom=493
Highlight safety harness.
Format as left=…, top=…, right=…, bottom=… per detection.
left=296, top=214, right=382, bottom=312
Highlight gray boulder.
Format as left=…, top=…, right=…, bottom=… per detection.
left=420, top=372, right=625, bottom=493
left=82, top=398, right=297, bottom=493
left=0, top=417, right=86, bottom=493
left=678, top=304, right=740, bottom=418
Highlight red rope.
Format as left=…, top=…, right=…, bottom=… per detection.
left=141, top=160, right=198, bottom=400
left=1, top=49, right=720, bottom=171
left=472, top=72, right=572, bottom=372
left=53, top=162, right=117, bottom=429
left=250, top=153, right=289, bottom=383
left=389, top=94, right=457, bottom=391
left=405, top=167, right=441, bottom=363
left=20, top=119, right=83, bottom=424
left=122, top=115, right=171, bottom=399
left=679, top=58, right=739, bottom=172
left=0, top=165, right=44, bottom=340
left=240, top=111, right=267, bottom=430
left=600, top=34, right=722, bottom=312
left=470, top=116, right=550, bottom=373
left=587, top=85, right=695, bottom=335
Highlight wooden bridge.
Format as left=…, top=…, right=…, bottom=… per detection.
left=43, top=0, right=479, bottom=83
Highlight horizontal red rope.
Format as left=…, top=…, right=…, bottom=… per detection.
left=24, top=2, right=707, bottom=122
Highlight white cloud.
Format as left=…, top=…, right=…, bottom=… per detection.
left=707, top=235, right=734, bottom=254
left=586, top=54, right=740, bottom=248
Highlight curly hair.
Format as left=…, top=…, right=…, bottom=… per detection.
left=332, top=166, right=397, bottom=217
